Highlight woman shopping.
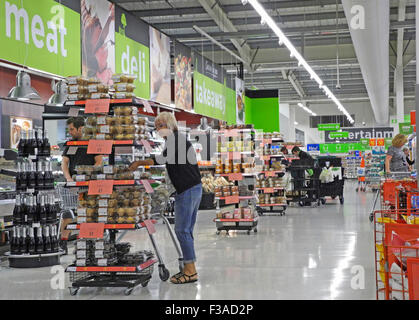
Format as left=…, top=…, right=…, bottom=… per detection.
left=385, top=134, right=409, bottom=174
left=130, top=112, right=202, bottom=284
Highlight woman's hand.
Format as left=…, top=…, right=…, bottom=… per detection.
left=129, top=159, right=155, bottom=171
left=129, top=161, right=140, bottom=172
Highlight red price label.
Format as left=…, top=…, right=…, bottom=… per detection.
left=87, top=140, right=113, bottom=154
left=141, top=180, right=154, bottom=193
left=79, top=223, right=105, bottom=239
left=377, top=138, right=385, bottom=146
left=265, top=171, right=276, bottom=177
left=228, top=173, right=243, bottom=181
left=225, top=195, right=239, bottom=204
left=229, top=152, right=241, bottom=160
left=88, top=180, right=114, bottom=195
left=84, top=99, right=110, bottom=114
left=264, top=188, right=275, bottom=194
left=141, top=139, right=153, bottom=153
left=369, top=139, right=377, bottom=147
left=143, top=219, right=156, bottom=234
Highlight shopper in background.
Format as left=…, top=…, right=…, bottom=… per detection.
left=403, top=147, right=415, bottom=170
left=291, top=146, right=313, bottom=161
left=153, top=112, right=202, bottom=284
left=385, top=134, right=408, bottom=173
left=62, top=117, right=103, bottom=181
left=61, top=117, right=103, bottom=251
left=280, top=146, right=288, bottom=155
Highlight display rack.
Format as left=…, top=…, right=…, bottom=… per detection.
left=213, top=127, right=258, bottom=235
left=6, top=128, right=63, bottom=268
left=62, top=95, right=172, bottom=294
left=342, top=155, right=362, bottom=179
left=254, top=132, right=287, bottom=216
left=365, top=149, right=385, bottom=192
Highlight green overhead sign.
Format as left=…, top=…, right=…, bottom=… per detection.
left=329, top=131, right=349, bottom=138
left=0, top=0, right=81, bottom=76
left=399, top=122, right=413, bottom=135
left=318, top=123, right=340, bottom=131
left=320, top=143, right=349, bottom=154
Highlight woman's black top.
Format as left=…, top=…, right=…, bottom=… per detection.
left=157, top=130, right=201, bottom=194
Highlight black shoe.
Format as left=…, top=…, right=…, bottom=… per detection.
left=59, top=240, right=68, bottom=255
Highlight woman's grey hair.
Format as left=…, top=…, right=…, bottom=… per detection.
left=155, top=112, right=178, bottom=131
left=403, top=147, right=409, bottom=151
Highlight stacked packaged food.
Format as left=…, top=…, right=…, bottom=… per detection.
left=83, top=111, right=148, bottom=141
left=76, top=186, right=152, bottom=224
left=111, top=74, right=137, bottom=99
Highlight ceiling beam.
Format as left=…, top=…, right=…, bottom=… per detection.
left=195, top=0, right=254, bottom=70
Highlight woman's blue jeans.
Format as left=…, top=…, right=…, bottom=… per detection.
left=174, top=183, right=202, bottom=264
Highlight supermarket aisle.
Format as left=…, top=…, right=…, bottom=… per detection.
left=0, top=180, right=376, bottom=300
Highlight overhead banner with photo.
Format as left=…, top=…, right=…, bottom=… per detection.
left=115, top=5, right=150, bottom=99
left=235, top=77, right=245, bottom=125
left=194, top=52, right=236, bottom=123
left=149, top=26, right=171, bottom=106
left=0, top=0, right=81, bottom=76
left=81, top=0, right=115, bottom=85
left=174, top=41, right=192, bottom=111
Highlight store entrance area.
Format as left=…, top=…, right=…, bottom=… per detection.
left=0, top=180, right=375, bottom=300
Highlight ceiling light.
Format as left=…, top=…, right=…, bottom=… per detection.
left=241, top=0, right=248, bottom=5
left=298, top=103, right=317, bottom=117
left=245, top=0, right=353, bottom=123
left=294, top=121, right=298, bottom=125
left=260, top=18, right=266, bottom=26
left=8, top=70, right=41, bottom=101
left=47, top=80, right=68, bottom=106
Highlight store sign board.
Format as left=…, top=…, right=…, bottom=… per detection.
left=235, top=77, right=245, bottom=125
left=369, top=139, right=376, bottom=146
left=193, top=51, right=236, bottom=122
left=385, top=138, right=392, bottom=148
left=320, top=143, right=349, bottom=154
left=0, top=0, right=81, bottom=76
left=318, top=123, right=340, bottom=131
left=307, top=144, right=320, bottom=152
left=325, top=127, right=394, bottom=143
left=174, top=41, right=192, bottom=111
left=399, top=122, right=413, bottom=135
left=377, top=138, right=385, bottom=147
left=329, top=131, right=349, bottom=138
left=115, top=6, right=150, bottom=99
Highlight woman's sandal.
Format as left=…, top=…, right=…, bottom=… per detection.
left=170, top=272, right=198, bottom=284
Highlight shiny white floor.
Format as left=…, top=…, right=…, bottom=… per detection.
left=0, top=180, right=376, bottom=300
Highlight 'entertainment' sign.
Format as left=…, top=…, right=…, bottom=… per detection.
left=325, top=127, right=394, bottom=143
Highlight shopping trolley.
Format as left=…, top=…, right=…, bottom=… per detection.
left=55, top=184, right=79, bottom=240
left=373, top=209, right=419, bottom=300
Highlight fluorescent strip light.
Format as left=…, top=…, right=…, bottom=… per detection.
left=298, top=103, right=317, bottom=117
left=294, top=121, right=298, bottom=125
left=246, top=0, right=354, bottom=124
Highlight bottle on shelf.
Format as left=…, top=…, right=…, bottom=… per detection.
left=43, top=225, right=52, bottom=253
left=35, top=161, right=44, bottom=190
left=19, top=162, right=27, bottom=191
left=26, top=195, right=35, bottom=225
left=29, top=129, right=38, bottom=155
left=24, top=130, right=33, bottom=156
left=44, top=161, right=54, bottom=190
left=13, top=194, right=23, bottom=225
left=28, top=227, right=36, bottom=255
left=35, top=227, right=44, bottom=254
left=34, top=194, right=41, bottom=224
left=18, top=130, right=27, bottom=157
left=10, top=226, right=18, bottom=255
left=17, top=227, right=24, bottom=254
left=16, top=162, right=22, bottom=191
left=39, top=195, right=47, bottom=225
left=27, top=162, right=36, bottom=190
left=42, top=129, right=51, bottom=157
left=46, top=194, right=57, bottom=224
left=35, top=129, right=43, bottom=156
left=51, top=225, right=58, bottom=253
